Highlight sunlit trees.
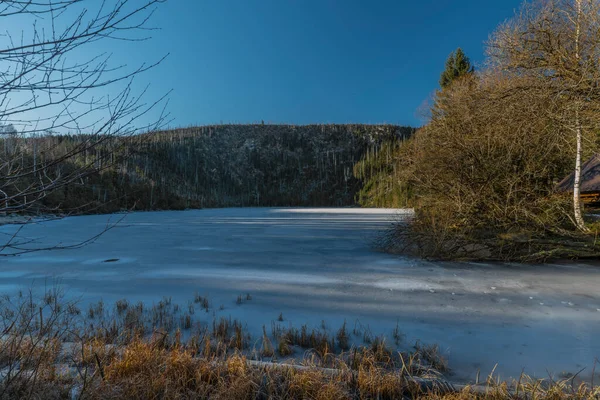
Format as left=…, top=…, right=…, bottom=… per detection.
left=391, top=70, right=582, bottom=260
left=439, top=48, right=474, bottom=89
left=383, top=0, right=600, bottom=260
left=488, top=0, right=600, bottom=230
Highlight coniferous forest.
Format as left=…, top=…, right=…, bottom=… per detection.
left=0, top=124, right=415, bottom=214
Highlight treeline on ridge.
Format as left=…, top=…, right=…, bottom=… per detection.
left=0, top=124, right=415, bottom=214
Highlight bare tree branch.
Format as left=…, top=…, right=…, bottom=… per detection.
left=0, top=0, right=170, bottom=255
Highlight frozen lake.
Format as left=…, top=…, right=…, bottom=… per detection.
left=1, top=208, right=599, bottom=383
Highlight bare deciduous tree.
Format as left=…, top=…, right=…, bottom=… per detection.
left=487, top=0, right=600, bottom=230
left=387, top=71, right=584, bottom=261
left=0, top=0, right=170, bottom=254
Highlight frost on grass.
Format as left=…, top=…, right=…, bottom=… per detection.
left=0, top=289, right=599, bottom=399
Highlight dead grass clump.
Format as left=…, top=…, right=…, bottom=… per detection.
left=95, top=340, right=207, bottom=399
left=88, top=300, right=105, bottom=320
left=277, top=337, right=293, bottom=357
left=261, top=326, right=275, bottom=358
left=0, top=291, right=77, bottom=399
left=370, top=336, right=393, bottom=363
left=193, top=292, right=210, bottom=311
left=280, top=325, right=336, bottom=356
left=212, top=317, right=249, bottom=351
left=121, top=304, right=145, bottom=341
left=0, top=377, right=72, bottom=400
left=91, top=345, right=262, bottom=399
left=336, top=320, right=350, bottom=351
left=180, top=313, right=192, bottom=330
left=16, top=336, right=63, bottom=370
left=115, top=299, right=128, bottom=315
left=287, top=368, right=346, bottom=399
left=415, top=341, right=449, bottom=373
left=236, top=293, right=252, bottom=305
left=393, top=320, right=404, bottom=345
left=150, top=297, right=175, bottom=332
left=355, top=364, right=407, bottom=399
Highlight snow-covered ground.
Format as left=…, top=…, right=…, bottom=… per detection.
left=1, top=208, right=599, bottom=383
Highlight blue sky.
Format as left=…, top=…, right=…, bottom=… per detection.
left=144, top=0, right=525, bottom=127
left=6, top=1, right=526, bottom=130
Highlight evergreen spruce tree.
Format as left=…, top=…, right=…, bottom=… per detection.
left=439, top=48, right=474, bottom=88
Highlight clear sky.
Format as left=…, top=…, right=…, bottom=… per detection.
left=6, top=1, right=527, bottom=130
left=142, top=0, right=526, bottom=127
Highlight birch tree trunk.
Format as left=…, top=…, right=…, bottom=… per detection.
left=573, top=0, right=587, bottom=231
left=487, top=0, right=600, bottom=231
left=574, top=110, right=586, bottom=230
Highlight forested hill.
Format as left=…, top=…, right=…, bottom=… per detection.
left=125, top=124, right=414, bottom=208
left=3, top=124, right=415, bottom=214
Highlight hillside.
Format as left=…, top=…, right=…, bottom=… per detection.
left=2, top=124, right=415, bottom=214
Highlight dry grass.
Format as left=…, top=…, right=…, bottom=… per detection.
left=0, top=291, right=598, bottom=399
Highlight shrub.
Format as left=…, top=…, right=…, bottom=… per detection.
left=390, top=73, right=600, bottom=261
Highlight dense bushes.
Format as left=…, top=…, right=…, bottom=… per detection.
left=386, top=72, right=600, bottom=261
left=378, top=0, right=600, bottom=261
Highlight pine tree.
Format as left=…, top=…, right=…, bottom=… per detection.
left=439, top=48, right=474, bottom=88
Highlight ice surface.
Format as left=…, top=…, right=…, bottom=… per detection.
left=0, top=207, right=599, bottom=383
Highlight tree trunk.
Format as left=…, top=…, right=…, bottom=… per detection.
left=573, top=0, right=587, bottom=231
left=574, top=111, right=586, bottom=230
